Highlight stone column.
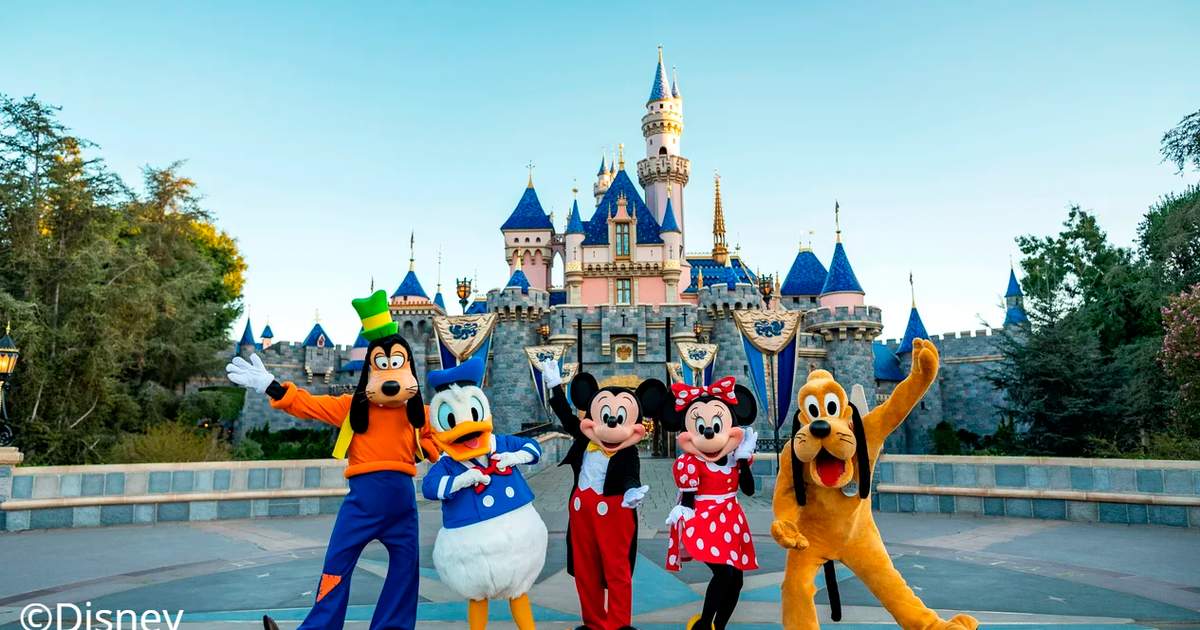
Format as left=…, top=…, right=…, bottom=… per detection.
left=0, top=447, right=23, bottom=515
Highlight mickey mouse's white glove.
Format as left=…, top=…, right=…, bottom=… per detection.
left=541, top=359, right=563, bottom=388
left=665, top=504, right=695, bottom=527
left=450, top=468, right=490, bottom=493
left=491, top=450, right=533, bottom=472
left=225, top=354, right=275, bottom=394
left=734, top=426, right=758, bottom=461
left=621, top=485, right=649, bottom=508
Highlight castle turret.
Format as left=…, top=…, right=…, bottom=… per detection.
left=711, top=172, right=728, bottom=266
left=238, top=319, right=256, bottom=352
left=593, top=154, right=611, bottom=205
left=260, top=323, right=274, bottom=349
left=564, top=197, right=585, bottom=305
left=819, top=203, right=865, bottom=308
left=1003, top=267, right=1028, bottom=326
left=500, top=172, right=555, bottom=291
left=894, top=274, right=941, bottom=453
left=637, top=46, right=690, bottom=245
left=780, top=240, right=828, bottom=310
left=661, top=194, right=682, bottom=300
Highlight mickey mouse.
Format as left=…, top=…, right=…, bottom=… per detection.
left=542, top=360, right=670, bottom=630
left=659, top=376, right=759, bottom=630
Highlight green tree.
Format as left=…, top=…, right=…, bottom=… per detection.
left=1161, top=109, right=1200, bottom=174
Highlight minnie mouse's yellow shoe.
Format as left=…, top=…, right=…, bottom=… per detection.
left=685, top=614, right=713, bottom=630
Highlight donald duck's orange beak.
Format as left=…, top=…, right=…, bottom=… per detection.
left=433, top=418, right=493, bottom=462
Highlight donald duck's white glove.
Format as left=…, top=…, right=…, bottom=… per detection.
left=491, top=450, right=533, bottom=472
left=225, top=354, right=274, bottom=394
left=541, top=359, right=563, bottom=388
left=665, top=504, right=695, bottom=526
left=450, top=468, right=490, bottom=493
left=734, top=426, right=758, bottom=461
left=621, top=485, right=650, bottom=508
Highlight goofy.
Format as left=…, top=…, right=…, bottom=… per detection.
left=226, top=289, right=437, bottom=630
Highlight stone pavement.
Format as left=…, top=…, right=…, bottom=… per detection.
left=1, top=457, right=1198, bottom=629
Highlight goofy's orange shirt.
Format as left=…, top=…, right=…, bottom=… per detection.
left=271, top=382, right=439, bottom=477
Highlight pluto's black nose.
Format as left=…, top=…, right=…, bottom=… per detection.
left=381, top=381, right=401, bottom=396
left=809, top=419, right=832, bottom=438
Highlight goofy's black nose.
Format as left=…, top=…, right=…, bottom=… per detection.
left=809, top=419, right=831, bottom=438
left=381, top=381, right=401, bottom=396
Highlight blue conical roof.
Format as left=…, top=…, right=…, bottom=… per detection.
left=873, top=342, right=904, bottom=381
left=671, top=68, right=681, bottom=98
left=596, top=155, right=607, bottom=176
left=434, top=291, right=446, bottom=310
left=896, top=307, right=930, bottom=354
left=1004, top=305, right=1028, bottom=326
left=565, top=199, right=584, bottom=234
left=239, top=320, right=255, bottom=346
left=501, top=185, right=553, bottom=231
left=781, top=249, right=828, bottom=296
left=392, top=270, right=428, bottom=299
left=648, top=50, right=671, bottom=103
left=582, top=170, right=663, bottom=245
left=303, top=323, right=333, bottom=347
left=260, top=324, right=274, bottom=339
left=820, top=242, right=864, bottom=294
left=1005, top=268, right=1023, bottom=298
left=353, top=331, right=369, bottom=348
left=660, top=197, right=680, bottom=233
left=506, top=269, right=531, bottom=294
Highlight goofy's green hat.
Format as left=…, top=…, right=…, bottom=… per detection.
left=351, top=290, right=397, bottom=341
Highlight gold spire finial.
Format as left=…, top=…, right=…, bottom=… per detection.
left=697, top=268, right=705, bottom=289
left=711, top=170, right=728, bottom=265
left=526, top=161, right=535, bottom=188
left=834, top=200, right=842, bottom=243
left=409, top=231, right=416, bottom=272
left=617, top=143, right=625, bottom=170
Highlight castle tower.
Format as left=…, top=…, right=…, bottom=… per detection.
left=260, top=323, right=275, bottom=349
left=660, top=193, right=682, bottom=300
left=1003, top=267, right=1028, bottom=326
left=711, top=172, right=728, bottom=266
left=637, top=46, right=690, bottom=246
left=894, top=274, right=941, bottom=453
left=238, top=319, right=256, bottom=354
left=593, top=154, right=611, bottom=205
left=819, top=203, right=865, bottom=308
left=564, top=196, right=585, bottom=304
left=780, top=237, right=827, bottom=310
left=500, top=170, right=555, bottom=291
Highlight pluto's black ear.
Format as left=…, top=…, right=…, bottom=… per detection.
left=634, top=378, right=671, bottom=422
left=850, top=403, right=870, bottom=499
left=790, top=428, right=806, bottom=507
left=731, top=384, right=758, bottom=425
left=349, top=365, right=371, bottom=434
left=568, top=372, right=599, bottom=412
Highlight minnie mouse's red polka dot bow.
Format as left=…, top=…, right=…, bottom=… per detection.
left=671, top=376, right=738, bottom=411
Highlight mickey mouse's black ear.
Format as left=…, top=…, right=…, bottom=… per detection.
left=569, top=372, right=599, bottom=410
left=732, top=384, right=758, bottom=425
left=635, top=378, right=671, bottom=420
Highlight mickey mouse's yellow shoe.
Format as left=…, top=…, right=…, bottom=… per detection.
left=685, top=614, right=713, bottom=630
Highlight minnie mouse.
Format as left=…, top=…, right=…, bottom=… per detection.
left=660, top=376, right=759, bottom=630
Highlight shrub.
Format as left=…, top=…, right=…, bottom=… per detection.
left=108, top=422, right=231, bottom=463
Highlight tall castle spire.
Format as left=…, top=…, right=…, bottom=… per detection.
left=711, top=171, right=728, bottom=266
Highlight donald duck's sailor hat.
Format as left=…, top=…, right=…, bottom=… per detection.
left=428, top=356, right=486, bottom=391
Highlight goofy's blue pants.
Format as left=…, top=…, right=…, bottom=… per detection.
left=298, top=470, right=419, bottom=630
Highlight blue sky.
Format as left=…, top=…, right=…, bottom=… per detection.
left=4, top=2, right=1198, bottom=343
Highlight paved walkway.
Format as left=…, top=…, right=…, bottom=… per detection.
left=1, top=458, right=1198, bottom=629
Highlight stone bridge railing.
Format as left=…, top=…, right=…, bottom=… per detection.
left=0, top=434, right=573, bottom=532
left=751, top=452, right=1200, bottom=527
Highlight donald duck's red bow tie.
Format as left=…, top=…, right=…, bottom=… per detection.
left=671, top=376, right=738, bottom=411
left=471, top=459, right=514, bottom=493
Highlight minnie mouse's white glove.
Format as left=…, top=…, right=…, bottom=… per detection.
left=491, top=450, right=533, bottom=472
left=665, top=504, right=695, bottom=527
left=541, top=359, right=562, bottom=388
left=226, top=354, right=275, bottom=394
left=733, top=426, right=758, bottom=461
left=621, top=485, right=649, bottom=508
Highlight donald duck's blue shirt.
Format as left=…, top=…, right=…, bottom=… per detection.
left=421, top=433, right=541, bottom=529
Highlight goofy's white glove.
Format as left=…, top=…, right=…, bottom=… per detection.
left=621, top=484, right=650, bottom=509
left=665, top=504, right=695, bottom=527
left=541, top=359, right=563, bottom=388
left=491, top=450, right=533, bottom=472
left=733, top=426, right=758, bottom=461
left=226, top=354, right=275, bottom=394
left=450, top=468, right=491, bottom=494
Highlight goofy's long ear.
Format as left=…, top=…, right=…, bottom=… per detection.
left=790, top=426, right=806, bottom=506
left=731, top=384, right=758, bottom=425
left=397, top=336, right=425, bottom=428
left=349, top=366, right=371, bottom=434
left=569, top=372, right=599, bottom=411
left=634, top=378, right=671, bottom=423
left=850, top=402, right=870, bottom=499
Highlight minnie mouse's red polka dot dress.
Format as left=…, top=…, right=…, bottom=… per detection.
left=666, top=453, right=757, bottom=571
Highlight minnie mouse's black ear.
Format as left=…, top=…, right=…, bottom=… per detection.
left=634, top=378, right=671, bottom=421
left=731, top=384, right=758, bottom=425
left=568, top=372, right=599, bottom=411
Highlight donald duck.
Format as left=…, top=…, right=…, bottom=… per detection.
left=421, top=357, right=549, bottom=630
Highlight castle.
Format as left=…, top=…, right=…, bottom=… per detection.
left=229, top=48, right=1028, bottom=454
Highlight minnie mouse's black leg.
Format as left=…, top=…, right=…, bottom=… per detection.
left=696, top=563, right=736, bottom=628
left=713, top=568, right=744, bottom=629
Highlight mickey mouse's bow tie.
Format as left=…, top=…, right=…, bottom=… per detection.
left=671, top=377, right=738, bottom=411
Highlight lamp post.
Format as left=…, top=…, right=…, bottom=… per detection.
left=0, top=324, right=19, bottom=447
left=455, top=277, right=473, bottom=314
left=758, top=272, right=775, bottom=308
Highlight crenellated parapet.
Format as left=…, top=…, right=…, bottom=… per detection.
left=803, top=305, right=884, bottom=341
left=696, top=282, right=763, bottom=319
left=486, top=285, right=551, bottom=321
left=636, top=154, right=690, bottom=188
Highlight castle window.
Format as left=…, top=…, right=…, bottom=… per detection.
left=659, top=147, right=667, bottom=155
left=615, top=223, right=630, bottom=258
left=616, top=278, right=632, bottom=305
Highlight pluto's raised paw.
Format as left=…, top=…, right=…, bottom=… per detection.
left=938, top=613, right=979, bottom=630
left=770, top=519, right=809, bottom=550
